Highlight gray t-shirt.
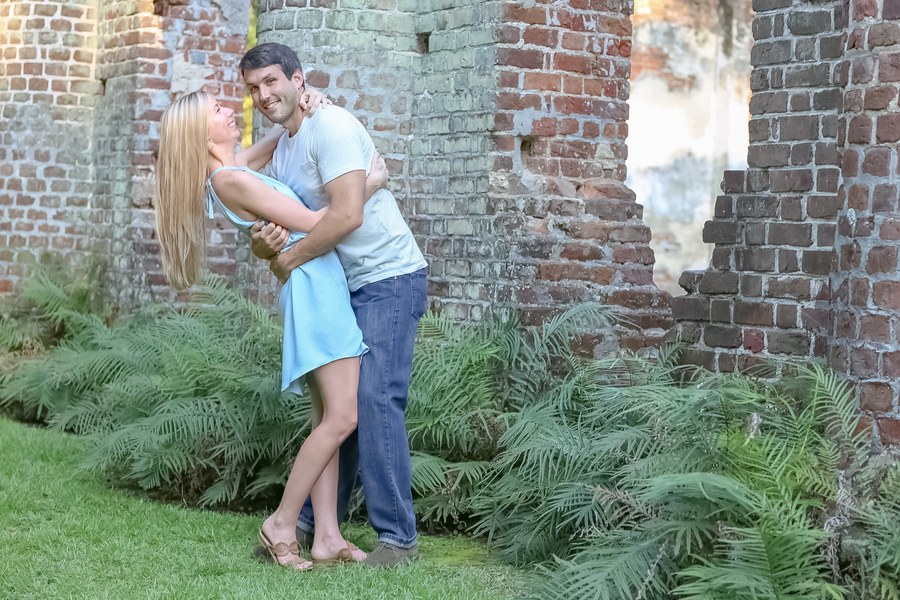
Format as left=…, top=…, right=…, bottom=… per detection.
left=269, top=106, right=426, bottom=292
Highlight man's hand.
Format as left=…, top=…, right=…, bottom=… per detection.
left=269, top=253, right=293, bottom=285
left=250, top=220, right=289, bottom=260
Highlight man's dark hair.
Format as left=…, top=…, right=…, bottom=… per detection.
left=239, top=43, right=304, bottom=86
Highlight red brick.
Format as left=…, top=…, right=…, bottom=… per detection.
left=504, top=3, right=546, bottom=25
left=877, top=114, right=900, bottom=143
left=880, top=52, right=900, bottom=82
left=553, top=96, right=591, bottom=115
left=561, top=243, right=603, bottom=261
left=852, top=346, right=880, bottom=377
left=566, top=221, right=610, bottom=240
left=879, top=418, right=900, bottom=445
left=538, top=262, right=592, bottom=281
left=867, top=246, right=899, bottom=274
left=523, top=27, right=557, bottom=47
left=553, top=53, right=592, bottom=74
left=531, top=117, right=557, bottom=136
left=563, top=76, right=582, bottom=94
left=497, top=48, right=544, bottom=69
left=848, top=115, right=872, bottom=144
left=498, top=92, right=542, bottom=110
left=863, top=148, right=892, bottom=176
left=561, top=32, right=585, bottom=50
left=523, top=72, right=561, bottom=91
left=744, top=329, right=765, bottom=353
left=874, top=280, right=900, bottom=309
left=861, top=382, right=894, bottom=412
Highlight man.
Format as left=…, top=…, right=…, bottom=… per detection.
left=239, top=43, right=427, bottom=568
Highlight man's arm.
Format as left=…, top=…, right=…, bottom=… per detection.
left=268, top=170, right=366, bottom=283
left=250, top=150, right=386, bottom=264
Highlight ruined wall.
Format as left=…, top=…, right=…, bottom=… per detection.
left=250, top=0, right=669, bottom=352
left=0, top=0, right=248, bottom=303
left=673, top=0, right=843, bottom=373
left=627, top=0, right=754, bottom=296
left=93, top=0, right=248, bottom=305
left=671, top=0, right=900, bottom=446
left=0, top=0, right=98, bottom=290
left=829, top=0, right=900, bottom=445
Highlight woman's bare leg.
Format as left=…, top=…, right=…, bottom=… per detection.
left=307, top=368, right=367, bottom=561
left=260, top=357, right=360, bottom=566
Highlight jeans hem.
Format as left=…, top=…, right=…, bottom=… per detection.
left=296, top=517, right=314, bottom=535
left=378, top=534, right=418, bottom=549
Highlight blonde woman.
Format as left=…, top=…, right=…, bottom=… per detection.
left=155, top=90, right=387, bottom=570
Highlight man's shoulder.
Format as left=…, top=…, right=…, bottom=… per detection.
left=313, top=105, right=367, bottom=138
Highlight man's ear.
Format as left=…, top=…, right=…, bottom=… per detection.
left=292, top=69, right=305, bottom=91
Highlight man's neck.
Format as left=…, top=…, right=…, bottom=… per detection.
left=284, top=107, right=305, bottom=137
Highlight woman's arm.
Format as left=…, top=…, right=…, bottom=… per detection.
left=249, top=151, right=387, bottom=260
left=235, top=126, right=286, bottom=172
left=236, top=89, right=332, bottom=171
left=212, top=170, right=326, bottom=234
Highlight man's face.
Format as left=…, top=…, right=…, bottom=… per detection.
left=243, top=65, right=304, bottom=125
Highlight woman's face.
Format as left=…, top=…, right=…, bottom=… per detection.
left=206, top=96, right=240, bottom=147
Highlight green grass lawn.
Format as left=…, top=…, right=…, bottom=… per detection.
left=0, top=418, right=526, bottom=600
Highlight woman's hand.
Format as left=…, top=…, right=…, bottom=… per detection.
left=299, top=88, right=333, bottom=119
left=250, top=220, right=289, bottom=260
left=364, top=151, right=388, bottom=202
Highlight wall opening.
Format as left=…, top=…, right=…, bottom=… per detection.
left=416, top=32, right=431, bottom=54
left=626, top=0, right=754, bottom=296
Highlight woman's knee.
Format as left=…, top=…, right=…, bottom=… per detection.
left=321, top=410, right=357, bottom=440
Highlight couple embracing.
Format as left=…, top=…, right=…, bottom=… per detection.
left=154, top=43, right=426, bottom=570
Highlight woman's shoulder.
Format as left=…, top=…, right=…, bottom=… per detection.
left=210, top=167, right=259, bottom=196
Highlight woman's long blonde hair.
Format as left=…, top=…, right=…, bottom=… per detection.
left=155, top=91, right=209, bottom=290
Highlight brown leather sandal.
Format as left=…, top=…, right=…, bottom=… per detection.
left=313, top=543, right=363, bottom=566
left=258, top=529, right=313, bottom=571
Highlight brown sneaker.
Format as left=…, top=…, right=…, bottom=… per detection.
left=364, top=542, right=418, bottom=568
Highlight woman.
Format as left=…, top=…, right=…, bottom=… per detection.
left=154, top=90, right=387, bottom=570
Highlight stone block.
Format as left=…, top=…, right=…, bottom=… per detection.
left=699, top=271, right=739, bottom=294
left=734, top=301, right=775, bottom=326
left=769, top=330, right=810, bottom=355
left=702, top=221, right=742, bottom=244
left=704, top=325, right=742, bottom=348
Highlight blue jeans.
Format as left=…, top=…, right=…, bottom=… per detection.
left=297, top=268, right=426, bottom=548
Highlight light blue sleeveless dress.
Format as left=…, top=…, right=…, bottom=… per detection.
left=206, top=166, right=367, bottom=393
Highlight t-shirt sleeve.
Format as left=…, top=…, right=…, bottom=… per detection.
left=313, top=111, right=369, bottom=185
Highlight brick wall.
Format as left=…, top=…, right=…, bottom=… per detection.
left=672, top=0, right=843, bottom=373
left=491, top=0, right=670, bottom=353
left=830, top=0, right=900, bottom=446
left=0, top=0, right=99, bottom=290
left=670, top=0, right=900, bottom=446
left=241, top=0, right=419, bottom=307
left=250, top=0, right=669, bottom=353
left=93, top=0, right=247, bottom=305
left=0, top=0, right=248, bottom=304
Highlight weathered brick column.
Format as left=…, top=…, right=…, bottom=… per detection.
left=829, top=0, right=900, bottom=446
left=1, top=0, right=248, bottom=304
left=251, top=0, right=669, bottom=352
left=672, top=0, right=843, bottom=373
left=493, top=0, right=670, bottom=352
left=94, top=0, right=248, bottom=305
left=0, top=0, right=99, bottom=290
